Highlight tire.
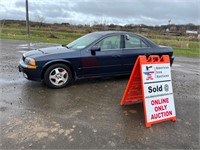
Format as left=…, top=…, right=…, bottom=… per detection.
left=44, top=64, right=72, bottom=88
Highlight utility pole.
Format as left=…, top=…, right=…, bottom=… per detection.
left=26, top=0, right=30, bottom=38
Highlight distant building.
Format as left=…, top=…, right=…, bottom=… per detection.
left=198, top=34, right=200, bottom=39
left=186, top=30, right=199, bottom=38
left=186, top=30, right=198, bottom=34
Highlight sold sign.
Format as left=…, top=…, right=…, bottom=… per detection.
left=142, top=63, right=176, bottom=126
left=120, top=55, right=176, bottom=127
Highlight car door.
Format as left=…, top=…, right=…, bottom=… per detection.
left=80, top=35, right=123, bottom=77
left=121, top=34, right=153, bottom=74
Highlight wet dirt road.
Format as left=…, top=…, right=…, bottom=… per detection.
left=0, top=39, right=199, bottom=149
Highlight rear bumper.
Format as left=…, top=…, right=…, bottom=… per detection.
left=170, top=56, right=174, bottom=66
left=18, top=60, right=42, bottom=81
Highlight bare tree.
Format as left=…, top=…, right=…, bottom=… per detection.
left=36, top=15, right=45, bottom=28
left=0, top=19, right=6, bottom=29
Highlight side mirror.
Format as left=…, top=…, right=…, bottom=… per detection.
left=91, top=46, right=100, bottom=55
left=125, top=34, right=130, bottom=40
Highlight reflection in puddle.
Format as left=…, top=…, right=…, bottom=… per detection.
left=17, top=43, right=34, bottom=51
left=17, top=51, right=27, bottom=53
left=17, top=43, right=35, bottom=49
left=17, top=43, right=42, bottom=51
left=17, top=42, right=59, bottom=52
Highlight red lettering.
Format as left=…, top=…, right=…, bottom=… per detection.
left=151, top=110, right=173, bottom=120
left=154, top=106, right=158, bottom=112
left=151, top=100, right=154, bottom=105
left=151, top=98, right=169, bottom=106
left=154, top=105, right=168, bottom=112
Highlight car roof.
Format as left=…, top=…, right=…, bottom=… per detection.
left=93, top=31, right=131, bottom=35
left=93, top=31, right=146, bottom=39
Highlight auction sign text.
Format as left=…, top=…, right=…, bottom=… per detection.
left=142, top=63, right=176, bottom=127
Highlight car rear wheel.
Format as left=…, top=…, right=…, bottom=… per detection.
left=44, top=64, right=72, bottom=88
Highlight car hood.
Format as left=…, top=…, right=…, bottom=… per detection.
left=23, top=46, right=74, bottom=58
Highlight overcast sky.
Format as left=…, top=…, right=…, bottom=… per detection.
left=0, top=0, right=199, bottom=25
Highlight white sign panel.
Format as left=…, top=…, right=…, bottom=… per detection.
left=142, top=63, right=176, bottom=123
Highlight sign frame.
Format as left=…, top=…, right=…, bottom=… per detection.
left=139, top=56, right=176, bottom=127
left=120, top=55, right=176, bottom=127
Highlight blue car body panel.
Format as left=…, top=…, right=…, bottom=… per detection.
left=19, top=31, right=174, bottom=81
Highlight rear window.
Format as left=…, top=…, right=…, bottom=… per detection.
left=125, top=35, right=149, bottom=49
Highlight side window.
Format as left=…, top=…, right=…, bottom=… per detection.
left=96, top=35, right=121, bottom=51
left=125, top=35, right=149, bottom=49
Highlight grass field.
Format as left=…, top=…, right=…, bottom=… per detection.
left=1, top=28, right=199, bottom=57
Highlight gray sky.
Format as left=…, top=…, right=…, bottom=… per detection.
left=0, top=0, right=199, bottom=25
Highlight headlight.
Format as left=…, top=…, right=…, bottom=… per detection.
left=24, top=57, right=37, bottom=69
left=25, top=57, right=36, bottom=66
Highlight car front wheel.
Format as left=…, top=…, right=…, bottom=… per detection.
left=44, top=64, right=72, bottom=88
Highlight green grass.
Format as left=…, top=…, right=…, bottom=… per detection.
left=0, top=34, right=70, bottom=44
left=0, top=28, right=199, bottom=57
left=0, top=28, right=82, bottom=44
left=152, top=39, right=199, bottom=49
left=173, top=48, right=200, bottom=57
left=1, top=28, right=83, bottom=38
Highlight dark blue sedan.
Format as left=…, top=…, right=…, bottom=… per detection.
left=19, top=31, right=174, bottom=88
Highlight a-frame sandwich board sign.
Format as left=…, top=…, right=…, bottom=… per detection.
left=120, top=55, right=176, bottom=127
left=120, top=55, right=143, bottom=105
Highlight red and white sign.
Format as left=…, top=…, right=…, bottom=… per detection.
left=120, top=55, right=176, bottom=127
left=141, top=63, right=176, bottom=126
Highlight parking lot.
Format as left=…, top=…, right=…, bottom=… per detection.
left=0, top=39, right=199, bottom=149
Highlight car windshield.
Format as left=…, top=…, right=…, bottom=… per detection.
left=67, top=33, right=102, bottom=50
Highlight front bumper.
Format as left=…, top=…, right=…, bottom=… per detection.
left=18, top=60, right=42, bottom=81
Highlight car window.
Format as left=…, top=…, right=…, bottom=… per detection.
left=125, top=35, right=149, bottom=49
left=67, top=33, right=102, bottom=50
left=96, top=35, right=121, bottom=51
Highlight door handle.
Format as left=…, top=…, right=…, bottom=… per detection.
left=112, top=55, right=121, bottom=58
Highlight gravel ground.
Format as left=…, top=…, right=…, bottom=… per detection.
left=0, top=39, right=199, bottom=149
